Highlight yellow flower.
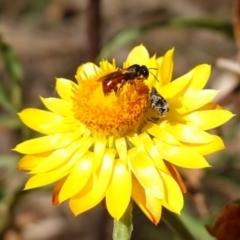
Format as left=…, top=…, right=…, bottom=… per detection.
left=13, top=45, right=234, bottom=225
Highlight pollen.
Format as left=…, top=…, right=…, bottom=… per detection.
left=72, top=79, right=150, bottom=137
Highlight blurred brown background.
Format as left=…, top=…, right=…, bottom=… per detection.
left=0, top=0, right=239, bottom=239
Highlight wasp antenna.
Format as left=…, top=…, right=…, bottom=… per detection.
left=149, top=71, right=159, bottom=82
left=148, top=68, right=158, bottom=70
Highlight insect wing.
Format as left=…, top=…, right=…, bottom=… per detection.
left=98, top=70, right=126, bottom=95
left=97, top=70, right=124, bottom=83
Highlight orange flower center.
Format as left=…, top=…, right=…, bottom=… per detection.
left=72, top=78, right=150, bottom=137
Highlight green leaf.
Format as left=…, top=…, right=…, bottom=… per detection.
left=162, top=208, right=197, bottom=240
left=0, top=37, right=24, bottom=110
left=0, top=38, right=23, bottom=84
left=0, top=83, right=16, bottom=112
left=180, top=211, right=215, bottom=240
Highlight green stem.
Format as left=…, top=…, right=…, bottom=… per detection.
left=112, top=201, right=133, bottom=240
left=162, top=208, right=197, bottom=240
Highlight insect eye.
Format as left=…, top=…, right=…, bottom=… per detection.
left=143, top=68, right=149, bottom=78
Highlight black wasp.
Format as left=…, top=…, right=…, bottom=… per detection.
left=98, top=64, right=149, bottom=95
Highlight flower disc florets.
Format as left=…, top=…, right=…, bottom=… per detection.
left=73, top=74, right=150, bottom=137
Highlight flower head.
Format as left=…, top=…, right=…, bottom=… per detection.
left=14, top=45, right=234, bottom=224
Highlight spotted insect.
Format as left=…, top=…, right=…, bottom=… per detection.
left=98, top=64, right=150, bottom=95
left=150, top=86, right=169, bottom=115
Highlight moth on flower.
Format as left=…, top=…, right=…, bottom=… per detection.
left=14, top=45, right=234, bottom=224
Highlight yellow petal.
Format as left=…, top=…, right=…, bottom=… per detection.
left=29, top=149, right=66, bottom=173
left=56, top=78, right=76, bottom=101
left=106, top=160, right=132, bottom=220
left=159, top=171, right=183, bottom=214
left=25, top=171, right=68, bottom=190
left=93, top=136, right=107, bottom=171
left=165, top=162, right=187, bottom=194
left=183, top=135, right=225, bottom=155
left=69, top=176, right=101, bottom=215
left=127, top=134, right=145, bottom=151
left=30, top=136, right=93, bottom=174
left=52, top=176, right=67, bottom=205
left=196, top=102, right=222, bottom=111
left=40, top=97, right=73, bottom=117
left=132, top=175, right=162, bottom=224
left=24, top=150, right=91, bottom=189
left=69, top=149, right=115, bottom=216
left=76, top=62, right=99, bottom=80
left=162, top=121, right=216, bottom=144
left=13, top=128, right=83, bottom=154
left=157, top=56, right=163, bottom=66
left=97, top=149, right=116, bottom=192
left=108, top=136, right=114, bottom=148
left=145, top=55, right=158, bottom=87
left=143, top=122, right=181, bottom=145
left=158, top=48, right=174, bottom=86
left=139, top=133, right=168, bottom=171
left=125, top=44, right=149, bottom=65
left=115, top=137, right=127, bottom=159
left=154, top=139, right=210, bottom=168
left=187, top=64, right=211, bottom=91
left=18, top=151, right=52, bottom=170
left=59, top=153, right=93, bottom=202
left=159, top=70, right=193, bottom=99
left=180, top=90, right=219, bottom=113
left=182, top=110, right=235, bottom=130
left=18, top=109, right=78, bottom=134
left=128, top=149, right=164, bottom=199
